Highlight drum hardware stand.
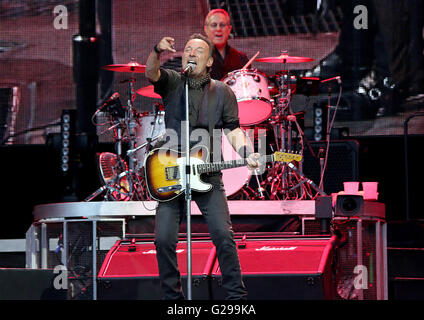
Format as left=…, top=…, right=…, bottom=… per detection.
left=267, top=64, right=323, bottom=199
left=126, top=132, right=164, bottom=160
left=125, top=103, right=165, bottom=201
left=85, top=85, right=139, bottom=201
left=84, top=124, right=131, bottom=202
left=85, top=83, right=142, bottom=200
left=86, top=59, right=153, bottom=201
left=85, top=95, right=133, bottom=201
left=123, top=72, right=138, bottom=200
left=84, top=171, right=131, bottom=201
left=253, top=169, right=265, bottom=199
left=146, top=102, right=163, bottom=155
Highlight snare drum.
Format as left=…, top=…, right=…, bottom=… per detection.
left=222, top=69, right=272, bottom=126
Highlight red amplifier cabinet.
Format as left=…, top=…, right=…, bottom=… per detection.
left=97, top=238, right=215, bottom=300
left=97, top=235, right=337, bottom=300
left=211, top=237, right=337, bottom=300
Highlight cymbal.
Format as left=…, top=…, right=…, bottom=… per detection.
left=102, top=61, right=146, bottom=73
left=256, top=54, right=314, bottom=64
left=136, top=85, right=161, bottom=99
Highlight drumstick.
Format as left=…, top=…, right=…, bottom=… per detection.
left=242, top=51, right=260, bottom=70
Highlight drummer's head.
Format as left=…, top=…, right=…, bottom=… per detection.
left=183, top=33, right=214, bottom=78
left=204, top=9, right=232, bottom=50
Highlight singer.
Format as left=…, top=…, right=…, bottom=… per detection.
left=145, top=33, right=260, bottom=300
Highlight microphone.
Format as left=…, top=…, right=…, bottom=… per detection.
left=182, top=62, right=196, bottom=75
left=101, top=92, right=125, bottom=118
left=321, top=76, right=342, bottom=84
left=102, top=92, right=120, bottom=107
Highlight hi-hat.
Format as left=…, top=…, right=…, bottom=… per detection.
left=102, top=61, right=146, bottom=73
left=136, top=85, right=161, bottom=99
left=256, top=54, right=314, bottom=64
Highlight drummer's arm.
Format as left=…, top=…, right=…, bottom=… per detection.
left=146, top=37, right=176, bottom=82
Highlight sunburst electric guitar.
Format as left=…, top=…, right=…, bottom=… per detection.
left=144, top=146, right=303, bottom=202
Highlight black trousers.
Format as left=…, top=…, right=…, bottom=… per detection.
left=154, top=175, right=247, bottom=300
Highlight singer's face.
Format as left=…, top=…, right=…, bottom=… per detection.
left=204, top=13, right=231, bottom=50
left=182, top=39, right=213, bottom=78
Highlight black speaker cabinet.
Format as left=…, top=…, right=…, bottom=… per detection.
left=0, top=268, right=67, bottom=300
left=302, top=140, right=359, bottom=194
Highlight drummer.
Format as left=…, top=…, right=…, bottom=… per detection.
left=204, top=9, right=249, bottom=80
left=160, top=9, right=248, bottom=80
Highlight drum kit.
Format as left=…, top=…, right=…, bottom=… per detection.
left=86, top=52, right=323, bottom=202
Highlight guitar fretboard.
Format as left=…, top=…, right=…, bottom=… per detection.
left=196, top=155, right=274, bottom=174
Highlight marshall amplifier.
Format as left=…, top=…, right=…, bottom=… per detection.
left=97, top=235, right=337, bottom=300
left=210, top=236, right=337, bottom=300
left=97, top=237, right=215, bottom=300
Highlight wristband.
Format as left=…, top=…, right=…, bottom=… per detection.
left=237, top=145, right=254, bottom=158
left=154, top=44, right=162, bottom=54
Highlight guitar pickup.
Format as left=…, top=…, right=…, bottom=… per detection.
left=157, top=185, right=182, bottom=193
left=165, top=166, right=180, bottom=180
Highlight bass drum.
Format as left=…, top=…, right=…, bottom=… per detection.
left=221, top=133, right=252, bottom=197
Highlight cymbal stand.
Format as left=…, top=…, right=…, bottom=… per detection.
left=267, top=68, right=294, bottom=199
left=111, top=117, right=135, bottom=200
left=126, top=132, right=164, bottom=157
left=267, top=66, right=323, bottom=199
left=123, top=70, right=139, bottom=200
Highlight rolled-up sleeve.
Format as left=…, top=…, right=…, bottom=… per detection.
left=152, top=68, right=180, bottom=99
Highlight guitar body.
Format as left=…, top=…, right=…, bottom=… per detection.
left=144, top=146, right=212, bottom=201
left=144, top=145, right=302, bottom=202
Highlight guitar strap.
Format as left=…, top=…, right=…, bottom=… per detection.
left=201, top=79, right=223, bottom=156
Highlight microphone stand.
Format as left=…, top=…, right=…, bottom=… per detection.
left=184, top=74, right=192, bottom=300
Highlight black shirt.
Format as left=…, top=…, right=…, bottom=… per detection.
left=151, top=68, right=240, bottom=154
left=210, top=44, right=249, bottom=80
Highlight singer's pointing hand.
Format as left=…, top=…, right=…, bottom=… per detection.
left=157, top=37, right=176, bottom=53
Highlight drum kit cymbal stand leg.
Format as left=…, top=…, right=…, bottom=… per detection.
left=123, top=75, right=138, bottom=199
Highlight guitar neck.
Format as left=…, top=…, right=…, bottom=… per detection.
left=197, top=154, right=274, bottom=174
